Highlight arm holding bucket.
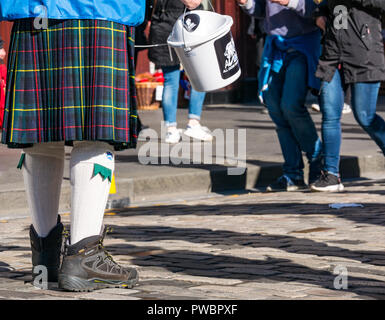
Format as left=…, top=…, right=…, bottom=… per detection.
left=236, top=0, right=319, bottom=18
left=0, top=36, right=5, bottom=63
left=180, top=0, right=202, bottom=9
left=236, top=0, right=266, bottom=18
left=273, top=0, right=320, bottom=17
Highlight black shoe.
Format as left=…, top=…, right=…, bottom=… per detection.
left=266, top=175, right=307, bottom=192
left=310, top=172, right=344, bottom=192
left=309, top=157, right=323, bottom=185
left=58, top=228, right=139, bottom=292
left=29, top=216, right=64, bottom=282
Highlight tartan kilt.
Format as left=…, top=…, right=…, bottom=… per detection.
left=1, top=19, right=140, bottom=151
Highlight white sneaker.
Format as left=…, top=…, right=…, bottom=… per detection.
left=311, top=103, right=321, bottom=112
left=165, top=129, right=181, bottom=144
left=183, top=124, right=213, bottom=142
left=200, top=126, right=211, bottom=133
left=342, top=103, right=352, bottom=114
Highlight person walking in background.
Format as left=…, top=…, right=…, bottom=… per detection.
left=0, top=0, right=203, bottom=292
left=247, top=16, right=267, bottom=112
left=311, top=85, right=352, bottom=115
left=247, top=16, right=266, bottom=76
left=0, top=35, right=6, bottom=130
left=311, top=0, right=385, bottom=192
left=148, top=0, right=213, bottom=144
left=237, top=0, right=323, bottom=192
left=135, top=0, right=155, bottom=64
left=310, top=12, right=351, bottom=116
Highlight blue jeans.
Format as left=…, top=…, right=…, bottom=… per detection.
left=161, top=65, right=206, bottom=127
left=320, top=70, right=385, bottom=176
left=264, top=51, right=322, bottom=181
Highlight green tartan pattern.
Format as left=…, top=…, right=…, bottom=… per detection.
left=1, top=19, right=139, bottom=151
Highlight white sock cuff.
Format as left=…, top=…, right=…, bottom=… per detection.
left=70, top=141, right=115, bottom=171
left=23, top=142, right=65, bottom=160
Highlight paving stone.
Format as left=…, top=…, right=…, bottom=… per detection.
left=0, top=289, right=46, bottom=299
left=92, top=288, right=140, bottom=295
left=353, top=287, right=385, bottom=294
left=166, top=274, right=243, bottom=286
left=298, top=295, right=361, bottom=300
left=304, top=288, right=356, bottom=298
left=188, top=285, right=276, bottom=300
left=220, top=268, right=280, bottom=277
left=235, top=281, right=318, bottom=292
left=179, top=269, right=230, bottom=277
left=78, top=292, right=141, bottom=300
left=269, top=291, right=309, bottom=299
left=3, top=179, right=385, bottom=299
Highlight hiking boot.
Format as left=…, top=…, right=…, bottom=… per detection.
left=310, top=172, right=345, bottom=192
left=266, top=175, right=307, bottom=192
left=58, top=228, right=139, bottom=292
left=29, top=216, right=64, bottom=282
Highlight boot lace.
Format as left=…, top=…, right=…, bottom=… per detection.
left=61, top=225, right=70, bottom=256
left=98, top=227, right=123, bottom=272
left=322, top=171, right=332, bottom=182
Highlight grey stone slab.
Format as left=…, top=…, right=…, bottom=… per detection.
left=220, top=267, right=280, bottom=277
left=354, top=287, right=385, bottom=295
left=79, top=292, right=141, bottom=300
left=0, top=289, right=47, bottom=299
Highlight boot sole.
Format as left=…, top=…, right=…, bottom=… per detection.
left=266, top=185, right=308, bottom=192
left=310, top=184, right=345, bottom=193
left=58, top=273, right=139, bottom=292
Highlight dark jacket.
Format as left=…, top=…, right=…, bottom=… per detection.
left=315, top=0, right=385, bottom=84
left=135, top=0, right=155, bottom=51
left=0, top=35, right=3, bottom=49
left=148, top=0, right=202, bottom=68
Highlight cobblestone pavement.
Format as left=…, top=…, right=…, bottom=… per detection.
left=1, top=178, right=385, bottom=300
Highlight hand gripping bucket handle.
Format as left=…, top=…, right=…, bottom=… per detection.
left=168, top=0, right=216, bottom=60
left=167, top=2, right=242, bottom=92
left=181, top=0, right=215, bottom=53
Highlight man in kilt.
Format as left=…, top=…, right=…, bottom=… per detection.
left=0, top=0, right=202, bottom=292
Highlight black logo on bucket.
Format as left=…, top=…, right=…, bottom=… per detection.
left=214, top=32, right=240, bottom=80
left=183, top=14, right=200, bottom=32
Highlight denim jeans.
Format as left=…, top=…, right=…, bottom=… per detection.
left=161, top=65, right=206, bottom=127
left=320, top=70, right=385, bottom=176
left=263, top=51, right=322, bottom=181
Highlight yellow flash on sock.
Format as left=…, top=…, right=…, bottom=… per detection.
left=109, top=174, right=117, bottom=194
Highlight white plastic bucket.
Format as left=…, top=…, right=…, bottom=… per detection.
left=167, top=10, right=241, bottom=92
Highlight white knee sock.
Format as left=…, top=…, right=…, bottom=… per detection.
left=22, top=142, right=65, bottom=237
left=70, top=141, right=115, bottom=244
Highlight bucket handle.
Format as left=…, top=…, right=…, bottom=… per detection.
left=167, top=6, right=197, bottom=60
left=182, top=7, right=192, bottom=53
left=207, top=0, right=215, bottom=12
left=181, top=0, right=216, bottom=54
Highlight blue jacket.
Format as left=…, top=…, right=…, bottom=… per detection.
left=258, top=30, right=322, bottom=102
left=0, top=0, right=145, bottom=26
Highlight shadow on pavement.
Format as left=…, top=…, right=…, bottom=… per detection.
left=106, top=240, right=385, bottom=300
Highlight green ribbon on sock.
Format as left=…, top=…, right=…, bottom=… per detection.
left=17, top=153, right=26, bottom=170
left=93, top=164, right=112, bottom=182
